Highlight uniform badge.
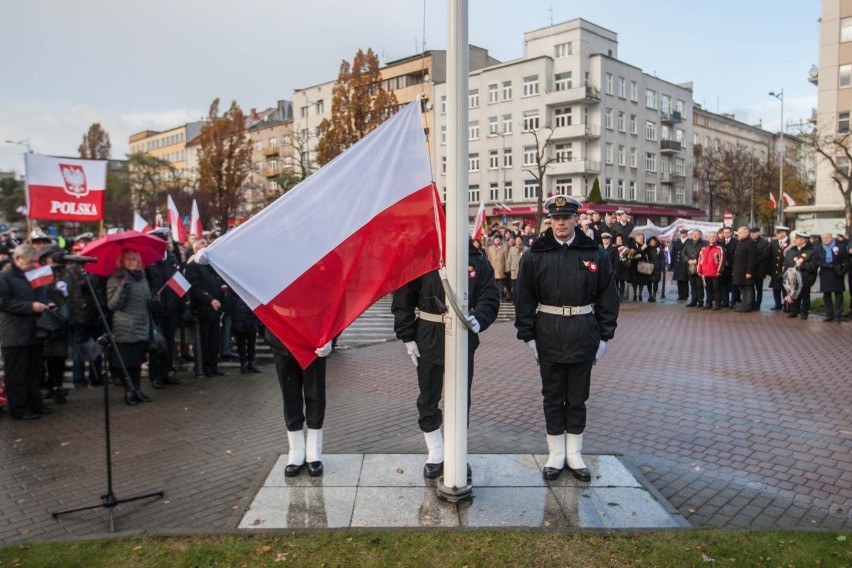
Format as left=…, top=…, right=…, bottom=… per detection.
left=468, top=265, right=476, bottom=279
left=581, top=260, right=598, bottom=272
left=554, top=195, right=568, bottom=208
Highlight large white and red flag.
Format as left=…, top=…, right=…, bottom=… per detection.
left=471, top=200, right=486, bottom=239
left=133, top=212, right=153, bottom=233
left=190, top=199, right=203, bottom=239
left=205, top=100, right=444, bottom=368
left=166, top=195, right=188, bottom=244
left=24, top=154, right=107, bottom=222
left=782, top=192, right=797, bottom=207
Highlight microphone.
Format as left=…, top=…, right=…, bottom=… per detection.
left=63, top=255, right=99, bottom=264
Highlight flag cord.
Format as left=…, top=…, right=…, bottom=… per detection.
left=439, top=267, right=474, bottom=331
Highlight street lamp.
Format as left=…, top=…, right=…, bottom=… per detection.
left=769, top=90, right=784, bottom=225
left=4, top=138, right=32, bottom=153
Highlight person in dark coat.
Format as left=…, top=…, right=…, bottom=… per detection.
left=630, top=233, right=649, bottom=301
left=66, top=234, right=105, bottom=389
left=392, top=241, right=500, bottom=479
left=609, top=209, right=634, bottom=244
left=670, top=229, right=690, bottom=300
left=769, top=226, right=791, bottom=310
left=750, top=227, right=771, bottom=311
left=185, top=239, right=225, bottom=377
left=226, top=289, right=260, bottom=373
left=601, top=233, right=619, bottom=273
left=0, top=244, right=52, bottom=420
left=642, top=236, right=663, bottom=302
left=732, top=226, right=757, bottom=313
left=783, top=231, right=817, bottom=319
left=38, top=245, right=71, bottom=405
left=514, top=195, right=619, bottom=482
left=145, top=228, right=182, bottom=389
left=812, top=232, right=849, bottom=322
left=719, top=226, right=738, bottom=308
left=683, top=230, right=707, bottom=307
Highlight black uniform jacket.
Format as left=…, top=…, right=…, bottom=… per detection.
left=514, top=228, right=619, bottom=364
left=392, top=243, right=500, bottom=363
left=185, top=260, right=225, bottom=320
left=769, top=237, right=791, bottom=284
left=783, top=245, right=817, bottom=287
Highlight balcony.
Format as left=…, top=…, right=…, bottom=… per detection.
left=549, top=159, right=601, bottom=176
left=263, top=166, right=283, bottom=177
left=660, top=171, right=685, bottom=185
left=262, top=146, right=280, bottom=156
left=660, top=111, right=683, bottom=125
left=552, top=122, right=601, bottom=139
left=545, top=85, right=601, bottom=106
left=660, top=140, right=683, bottom=153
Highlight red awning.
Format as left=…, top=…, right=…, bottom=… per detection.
left=580, top=203, right=704, bottom=218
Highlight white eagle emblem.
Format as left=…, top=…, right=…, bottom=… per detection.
left=59, top=164, right=89, bottom=197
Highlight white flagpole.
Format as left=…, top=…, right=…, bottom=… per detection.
left=437, top=0, right=472, bottom=502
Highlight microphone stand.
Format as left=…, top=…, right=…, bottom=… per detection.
left=51, top=266, right=164, bottom=532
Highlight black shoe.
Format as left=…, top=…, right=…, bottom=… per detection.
left=712, top=306, right=721, bottom=311
left=36, top=406, right=55, bottom=415
left=247, top=362, right=261, bottom=373
left=134, top=390, right=153, bottom=402
left=163, top=377, right=181, bottom=385
left=543, top=466, right=563, bottom=481
left=686, top=302, right=697, bottom=307
left=787, top=312, right=799, bottom=318
left=824, top=317, right=835, bottom=323
left=113, top=377, right=124, bottom=386
left=125, top=392, right=139, bottom=406
left=210, top=369, right=225, bottom=376
left=838, top=317, right=848, bottom=323
left=771, top=306, right=782, bottom=311
left=702, top=305, right=712, bottom=310
left=285, top=463, right=305, bottom=477
left=800, top=313, right=809, bottom=320
left=240, top=363, right=249, bottom=374
left=567, top=466, right=592, bottom=482
left=151, top=378, right=165, bottom=389
left=423, top=462, right=443, bottom=479
left=696, top=302, right=704, bottom=308
left=307, top=461, right=324, bottom=477
left=12, top=412, right=41, bottom=420
left=53, top=388, right=67, bottom=405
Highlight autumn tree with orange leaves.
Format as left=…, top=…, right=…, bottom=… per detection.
left=316, top=48, right=398, bottom=166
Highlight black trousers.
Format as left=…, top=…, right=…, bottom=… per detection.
left=772, top=284, right=784, bottom=308
left=721, top=270, right=734, bottom=306
left=233, top=330, right=256, bottom=364
left=2, top=344, right=45, bottom=417
left=688, top=274, right=704, bottom=305
left=539, top=360, right=593, bottom=435
left=416, top=350, right=475, bottom=433
left=198, top=314, right=221, bottom=373
left=738, top=285, right=755, bottom=312
left=45, top=356, right=66, bottom=389
left=704, top=277, right=721, bottom=307
left=274, top=352, right=326, bottom=431
left=753, top=279, right=764, bottom=309
left=790, top=286, right=811, bottom=315
left=675, top=279, right=689, bottom=299
left=149, top=314, right=176, bottom=382
left=823, top=292, right=845, bottom=318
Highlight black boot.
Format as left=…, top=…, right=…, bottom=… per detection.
left=247, top=361, right=261, bottom=373
left=124, top=391, right=138, bottom=406
left=240, top=362, right=249, bottom=374
left=134, top=389, right=153, bottom=402
left=53, top=387, right=67, bottom=405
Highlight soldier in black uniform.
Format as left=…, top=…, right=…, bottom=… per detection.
left=145, top=228, right=182, bottom=389
left=670, top=228, right=690, bottom=300
left=783, top=231, right=817, bottom=319
left=514, top=195, right=619, bottom=482
left=392, top=241, right=500, bottom=479
left=769, top=226, right=791, bottom=310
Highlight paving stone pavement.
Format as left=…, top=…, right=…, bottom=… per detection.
left=0, top=287, right=850, bottom=543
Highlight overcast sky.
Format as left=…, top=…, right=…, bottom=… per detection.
left=1, top=0, right=819, bottom=174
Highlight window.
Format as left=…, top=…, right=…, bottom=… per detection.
left=616, top=77, right=626, bottom=99
left=283, top=155, right=292, bottom=167
left=645, top=183, right=656, bottom=202
left=468, top=185, right=480, bottom=203
left=842, top=17, right=852, bottom=42
left=522, top=75, right=539, bottom=96
left=523, top=111, right=539, bottom=131
left=616, top=179, right=624, bottom=199
left=630, top=114, right=638, bottom=135
left=468, top=153, right=480, bottom=171
left=554, top=107, right=572, bottom=128
left=502, top=114, right=513, bottom=134
left=254, top=161, right=263, bottom=173
left=300, top=106, right=308, bottom=119
left=645, top=121, right=657, bottom=140
left=630, top=81, right=638, bottom=102
left=555, top=142, right=573, bottom=162
left=646, top=89, right=657, bottom=109
left=441, top=156, right=447, bottom=175
left=617, top=145, right=625, bottom=166
left=663, top=186, right=672, bottom=203
left=469, top=121, right=479, bottom=140
left=617, top=111, right=625, bottom=132
left=841, top=64, right=852, bottom=88
left=554, top=42, right=572, bottom=58
left=268, top=137, right=277, bottom=148
left=524, top=179, right=539, bottom=199
left=489, top=150, right=499, bottom=169
left=555, top=178, right=572, bottom=194
left=661, top=157, right=672, bottom=174
left=675, top=128, right=685, bottom=144
left=675, top=186, right=685, bottom=204
left=523, top=146, right=537, bottom=165
left=503, top=81, right=512, bottom=100
left=630, top=147, right=638, bottom=168
left=316, top=100, right=324, bottom=114
left=489, top=183, right=499, bottom=201
left=604, top=73, right=613, bottom=95
left=254, top=140, right=262, bottom=152
left=554, top=72, right=572, bottom=91
left=283, top=134, right=291, bottom=145
left=839, top=112, right=850, bottom=133
left=645, top=152, right=657, bottom=172
left=488, top=83, right=499, bottom=103
left=503, top=181, right=513, bottom=200
left=604, top=108, right=613, bottom=129
left=503, top=148, right=513, bottom=167
left=604, top=178, right=612, bottom=198
left=675, top=158, right=686, bottom=176
left=441, top=96, right=447, bottom=114
left=605, top=143, right=614, bottom=164
left=661, top=94, right=671, bottom=114
left=441, top=125, right=447, bottom=144
left=469, top=89, right=479, bottom=108
left=661, top=125, right=671, bottom=141
left=488, top=116, right=499, bottom=135
left=675, top=99, right=685, bottom=116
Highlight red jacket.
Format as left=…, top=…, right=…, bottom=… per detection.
left=697, top=242, right=724, bottom=277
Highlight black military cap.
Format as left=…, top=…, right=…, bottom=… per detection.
left=544, top=194, right=581, bottom=218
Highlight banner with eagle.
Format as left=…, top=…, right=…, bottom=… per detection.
left=24, top=154, right=108, bottom=222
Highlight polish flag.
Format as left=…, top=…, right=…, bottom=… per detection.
left=782, top=192, right=796, bottom=207
left=190, top=199, right=203, bottom=239
left=24, top=154, right=107, bottom=221
left=133, top=212, right=153, bottom=233
left=471, top=200, right=486, bottom=240
left=205, top=100, right=444, bottom=368
left=166, top=271, right=192, bottom=298
left=155, top=213, right=164, bottom=228
left=167, top=195, right=188, bottom=244
left=769, top=193, right=777, bottom=209
left=26, top=265, right=55, bottom=288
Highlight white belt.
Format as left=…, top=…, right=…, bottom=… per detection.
left=418, top=310, right=445, bottom=323
left=537, top=304, right=593, bottom=316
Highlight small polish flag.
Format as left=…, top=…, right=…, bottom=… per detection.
left=166, top=271, right=191, bottom=298
left=205, top=100, right=444, bottom=368
left=155, top=213, right=164, bottom=228
left=471, top=200, right=486, bottom=239
left=26, top=265, right=55, bottom=288
left=769, top=193, right=777, bottom=209
left=133, top=212, right=153, bottom=233
left=167, top=195, right=188, bottom=244
left=190, top=199, right=203, bottom=239
left=782, top=192, right=796, bottom=207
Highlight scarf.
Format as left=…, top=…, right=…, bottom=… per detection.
left=823, top=240, right=836, bottom=263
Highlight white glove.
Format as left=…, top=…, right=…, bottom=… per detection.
left=526, top=340, right=538, bottom=362
left=315, top=341, right=332, bottom=358
left=466, top=315, right=481, bottom=333
left=405, top=341, right=420, bottom=367
left=595, top=340, right=607, bottom=363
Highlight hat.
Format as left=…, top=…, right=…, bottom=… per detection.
left=38, top=244, right=65, bottom=264
left=601, top=232, right=612, bottom=239
left=587, top=209, right=597, bottom=215
left=544, top=194, right=581, bottom=217
left=793, top=230, right=810, bottom=239
left=30, top=230, right=53, bottom=243
left=775, top=225, right=790, bottom=233
left=71, top=231, right=94, bottom=243
left=749, top=227, right=761, bottom=233
left=614, top=209, right=626, bottom=215
left=679, top=228, right=688, bottom=234
left=147, top=227, right=171, bottom=240
left=511, top=220, right=520, bottom=226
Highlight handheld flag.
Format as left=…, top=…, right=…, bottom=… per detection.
left=190, top=200, right=203, bottom=239
left=471, top=200, right=486, bottom=240
left=24, top=154, right=107, bottom=222
left=165, top=271, right=191, bottom=298
left=205, top=100, right=444, bottom=368
left=26, top=265, right=55, bottom=288
left=167, top=195, right=188, bottom=244
left=133, top=212, right=153, bottom=233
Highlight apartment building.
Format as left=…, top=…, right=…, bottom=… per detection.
left=128, top=122, right=204, bottom=178
left=247, top=99, right=295, bottom=206
left=432, top=19, right=702, bottom=227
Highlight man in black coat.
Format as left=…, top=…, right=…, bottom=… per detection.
left=514, top=195, right=619, bottom=482
left=732, top=226, right=757, bottom=312
left=392, top=241, right=500, bottom=479
left=0, top=244, right=52, bottom=420
left=185, top=239, right=226, bottom=376
left=683, top=230, right=708, bottom=307
left=769, top=226, right=791, bottom=310
left=145, top=228, right=183, bottom=388
left=609, top=209, right=634, bottom=244
left=750, top=227, right=771, bottom=311
left=783, top=231, right=817, bottom=319
left=812, top=232, right=849, bottom=322
left=719, top=226, right=737, bottom=308
left=670, top=228, right=690, bottom=300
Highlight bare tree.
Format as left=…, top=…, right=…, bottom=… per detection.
left=523, top=124, right=558, bottom=231
left=806, top=124, right=852, bottom=238
left=78, top=123, right=111, bottom=160
left=693, top=143, right=725, bottom=220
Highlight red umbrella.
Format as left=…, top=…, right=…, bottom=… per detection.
left=79, top=230, right=167, bottom=276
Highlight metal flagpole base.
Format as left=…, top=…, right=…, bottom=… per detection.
left=436, top=479, right=474, bottom=503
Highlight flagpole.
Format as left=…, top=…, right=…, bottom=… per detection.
left=437, top=0, right=472, bottom=503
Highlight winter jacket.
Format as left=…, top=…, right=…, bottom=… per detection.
left=486, top=243, right=509, bottom=278
left=146, top=251, right=184, bottom=318
left=752, top=237, right=771, bottom=281
left=107, top=268, right=151, bottom=344
left=0, top=264, right=48, bottom=347
left=670, top=238, right=689, bottom=281
left=812, top=242, right=849, bottom=294
left=783, top=245, right=817, bottom=288
left=697, top=242, right=724, bottom=277
left=507, top=246, right=523, bottom=280
left=514, top=228, right=620, bottom=364
left=732, top=237, right=757, bottom=286
left=185, top=260, right=225, bottom=321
